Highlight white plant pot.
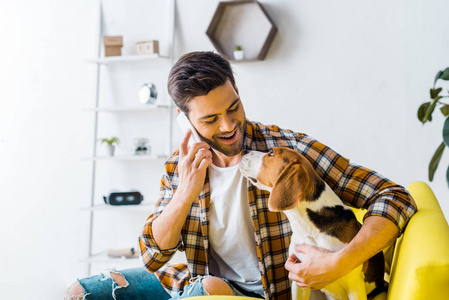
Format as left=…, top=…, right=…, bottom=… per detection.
left=107, top=145, right=115, bottom=156
left=233, top=50, right=244, bottom=60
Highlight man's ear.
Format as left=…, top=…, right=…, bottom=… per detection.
left=268, top=163, right=311, bottom=211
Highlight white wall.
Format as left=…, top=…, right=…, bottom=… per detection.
left=0, top=0, right=448, bottom=299
left=0, top=0, right=97, bottom=298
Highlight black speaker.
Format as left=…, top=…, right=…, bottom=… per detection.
left=103, top=191, right=144, bottom=206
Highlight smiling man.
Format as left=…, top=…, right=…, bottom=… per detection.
left=65, top=51, right=417, bottom=300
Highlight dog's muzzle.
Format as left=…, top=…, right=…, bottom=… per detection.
left=239, top=150, right=265, bottom=185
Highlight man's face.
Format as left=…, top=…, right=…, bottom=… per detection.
left=187, top=80, right=246, bottom=157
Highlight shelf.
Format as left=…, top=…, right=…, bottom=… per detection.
left=81, top=203, right=155, bottom=212
left=86, top=54, right=169, bottom=65
left=81, top=249, right=187, bottom=265
left=84, top=104, right=171, bottom=113
left=206, top=0, right=277, bottom=61
left=83, top=154, right=167, bottom=161
left=80, top=251, right=140, bottom=264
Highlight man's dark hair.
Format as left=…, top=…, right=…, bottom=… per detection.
left=167, top=51, right=236, bottom=114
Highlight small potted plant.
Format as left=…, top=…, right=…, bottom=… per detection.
left=100, top=137, right=120, bottom=156
left=233, top=45, right=244, bottom=61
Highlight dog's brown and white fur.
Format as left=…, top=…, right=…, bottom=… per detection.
left=239, top=147, right=385, bottom=300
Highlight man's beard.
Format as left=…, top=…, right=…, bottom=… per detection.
left=198, top=119, right=246, bottom=157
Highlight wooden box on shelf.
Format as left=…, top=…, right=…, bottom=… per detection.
left=136, top=40, right=159, bottom=55
left=103, top=36, right=123, bottom=57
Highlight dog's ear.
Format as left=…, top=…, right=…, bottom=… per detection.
left=268, top=162, right=311, bottom=211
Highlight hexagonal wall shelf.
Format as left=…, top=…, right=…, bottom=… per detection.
left=206, top=0, right=278, bottom=62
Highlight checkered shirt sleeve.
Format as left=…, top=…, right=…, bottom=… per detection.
left=335, top=163, right=417, bottom=233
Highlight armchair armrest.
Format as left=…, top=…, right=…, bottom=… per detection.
left=388, top=181, right=449, bottom=299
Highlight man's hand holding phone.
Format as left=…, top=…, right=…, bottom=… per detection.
left=176, top=113, right=213, bottom=202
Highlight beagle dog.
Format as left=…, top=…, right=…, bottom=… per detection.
left=239, top=147, right=386, bottom=300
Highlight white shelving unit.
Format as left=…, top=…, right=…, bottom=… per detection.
left=80, top=251, right=139, bottom=264
left=82, top=0, right=177, bottom=275
left=83, top=103, right=171, bottom=113
left=83, top=154, right=167, bottom=161
left=85, top=53, right=169, bottom=64
left=80, top=248, right=187, bottom=266
left=82, top=203, right=156, bottom=212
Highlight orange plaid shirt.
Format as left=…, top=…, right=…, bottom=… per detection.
left=139, top=120, right=417, bottom=299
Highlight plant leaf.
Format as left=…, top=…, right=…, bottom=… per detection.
left=440, top=68, right=449, bottom=80
left=444, top=117, right=449, bottom=148
left=430, top=87, right=442, bottom=98
left=441, top=105, right=449, bottom=116
left=424, top=98, right=439, bottom=123
left=429, top=142, right=445, bottom=181
left=418, top=102, right=432, bottom=123
left=434, top=68, right=449, bottom=86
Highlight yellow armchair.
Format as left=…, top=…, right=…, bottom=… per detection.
left=188, top=181, right=449, bottom=300
left=387, top=181, right=449, bottom=299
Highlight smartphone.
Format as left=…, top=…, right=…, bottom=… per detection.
left=176, top=111, right=202, bottom=146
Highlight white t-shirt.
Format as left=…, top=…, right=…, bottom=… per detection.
left=208, top=163, right=264, bottom=296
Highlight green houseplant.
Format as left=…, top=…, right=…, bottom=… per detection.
left=417, top=67, right=449, bottom=187
left=99, top=137, right=120, bottom=156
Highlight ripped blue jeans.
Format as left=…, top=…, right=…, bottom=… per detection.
left=72, top=267, right=170, bottom=300
left=71, top=267, right=264, bottom=299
